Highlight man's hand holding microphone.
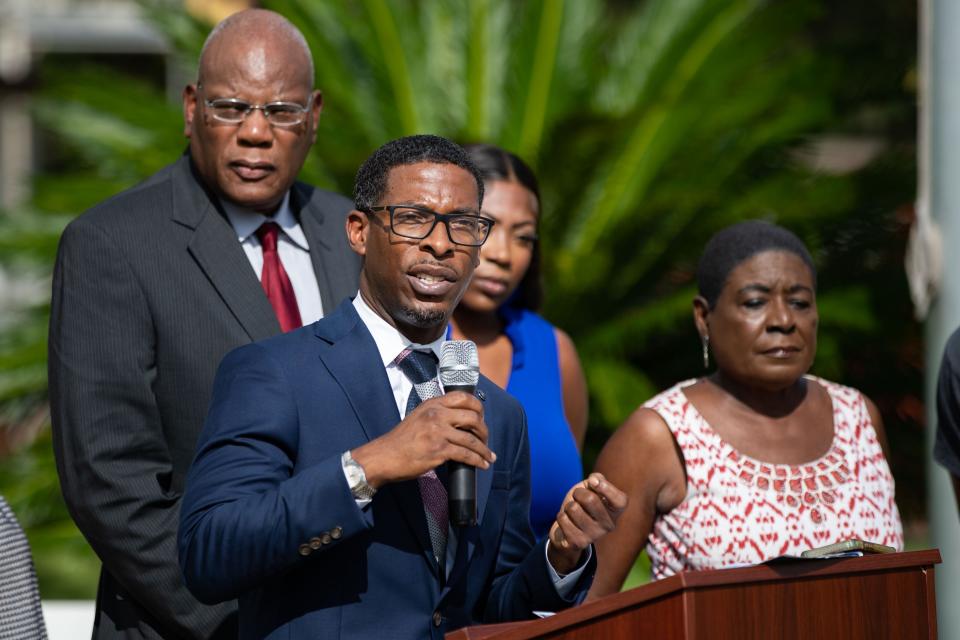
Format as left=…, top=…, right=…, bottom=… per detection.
left=350, top=339, right=626, bottom=573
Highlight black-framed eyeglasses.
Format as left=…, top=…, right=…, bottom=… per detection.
left=198, top=85, right=313, bottom=127
left=364, top=205, right=495, bottom=247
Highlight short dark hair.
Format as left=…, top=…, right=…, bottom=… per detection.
left=697, top=220, right=817, bottom=308
left=463, top=143, right=543, bottom=311
left=354, top=135, right=485, bottom=211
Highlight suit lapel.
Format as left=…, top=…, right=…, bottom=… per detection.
left=315, top=303, right=440, bottom=575
left=315, top=304, right=399, bottom=444
left=170, top=155, right=280, bottom=342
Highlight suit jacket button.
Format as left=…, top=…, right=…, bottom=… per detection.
left=432, top=611, right=442, bottom=627
left=331, top=526, right=343, bottom=539
left=309, top=537, right=323, bottom=550
left=321, top=533, right=332, bottom=545
left=298, top=544, right=312, bottom=556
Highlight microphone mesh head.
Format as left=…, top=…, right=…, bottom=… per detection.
left=439, top=340, right=480, bottom=387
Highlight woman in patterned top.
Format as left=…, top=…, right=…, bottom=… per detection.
left=588, top=221, right=903, bottom=597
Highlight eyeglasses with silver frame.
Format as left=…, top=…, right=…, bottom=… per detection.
left=364, top=205, right=495, bottom=247
left=198, top=85, right=313, bottom=127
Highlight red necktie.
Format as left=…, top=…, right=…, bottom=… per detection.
left=256, top=222, right=302, bottom=333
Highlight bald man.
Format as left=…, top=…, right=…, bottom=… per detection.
left=49, top=10, right=360, bottom=639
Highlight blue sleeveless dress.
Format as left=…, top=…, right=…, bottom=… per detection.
left=499, top=307, right=584, bottom=539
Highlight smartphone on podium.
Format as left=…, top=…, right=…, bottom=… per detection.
left=800, top=539, right=896, bottom=558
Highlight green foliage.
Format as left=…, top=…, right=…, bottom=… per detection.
left=0, top=53, right=186, bottom=602
left=0, top=0, right=917, bottom=597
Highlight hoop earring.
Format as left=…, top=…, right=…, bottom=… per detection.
left=701, top=334, right=710, bottom=369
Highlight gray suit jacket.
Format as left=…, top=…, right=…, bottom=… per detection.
left=48, top=154, right=361, bottom=639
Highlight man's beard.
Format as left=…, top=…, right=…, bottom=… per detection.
left=397, top=304, right=446, bottom=329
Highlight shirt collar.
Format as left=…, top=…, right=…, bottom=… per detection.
left=352, top=291, right=444, bottom=367
left=220, top=191, right=309, bottom=250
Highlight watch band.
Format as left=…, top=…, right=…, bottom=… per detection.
left=342, top=450, right=376, bottom=500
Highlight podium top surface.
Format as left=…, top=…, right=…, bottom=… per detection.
left=591, top=548, right=941, bottom=612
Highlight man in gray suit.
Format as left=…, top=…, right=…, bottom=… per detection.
left=48, top=10, right=359, bottom=639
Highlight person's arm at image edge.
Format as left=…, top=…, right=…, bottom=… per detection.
left=935, top=335, right=960, bottom=515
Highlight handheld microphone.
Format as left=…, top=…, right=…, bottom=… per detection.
left=439, top=340, right=481, bottom=527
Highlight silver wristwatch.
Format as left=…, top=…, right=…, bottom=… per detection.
left=342, top=450, right=376, bottom=500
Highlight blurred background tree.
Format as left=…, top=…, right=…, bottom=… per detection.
left=0, top=0, right=919, bottom=598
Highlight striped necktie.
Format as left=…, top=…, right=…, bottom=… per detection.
left=395, top=348, right=448, bottom=568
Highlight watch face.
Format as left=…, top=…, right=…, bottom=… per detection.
left=345, top=463, right=362, bottom=483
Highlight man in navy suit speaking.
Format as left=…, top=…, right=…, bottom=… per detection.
left=178, top=135, right=626, bottom=639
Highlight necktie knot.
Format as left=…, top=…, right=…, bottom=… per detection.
left=396, top=349, right=442, bottom=415
left=256, top=222, right=280, bottom=253
left=396, top=348, right=439, bottom=385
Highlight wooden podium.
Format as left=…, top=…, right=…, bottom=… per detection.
left=447, top=549, right=941, bottom=640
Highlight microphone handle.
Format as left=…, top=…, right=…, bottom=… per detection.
left=444, top=383, right=478, bottom=527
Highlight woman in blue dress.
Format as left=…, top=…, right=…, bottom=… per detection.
left=449, top=144, right=588, bottom=540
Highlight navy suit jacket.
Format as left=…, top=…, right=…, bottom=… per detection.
left=178, top=301, right=593, bottom=639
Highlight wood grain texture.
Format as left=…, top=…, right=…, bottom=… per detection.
left=447, top=550, right=942, bottom=640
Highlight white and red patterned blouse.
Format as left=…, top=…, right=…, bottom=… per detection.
left=645, top=376, right=903, bottom=580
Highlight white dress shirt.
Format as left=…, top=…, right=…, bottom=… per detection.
left=352, top=291, right=444, bottom=416
left=222, top=191, right=325, bottom=324
left=349, top=292, right=588, bottom=594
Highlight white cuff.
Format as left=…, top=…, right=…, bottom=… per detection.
left=545, top=542, right=592, bottom=598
